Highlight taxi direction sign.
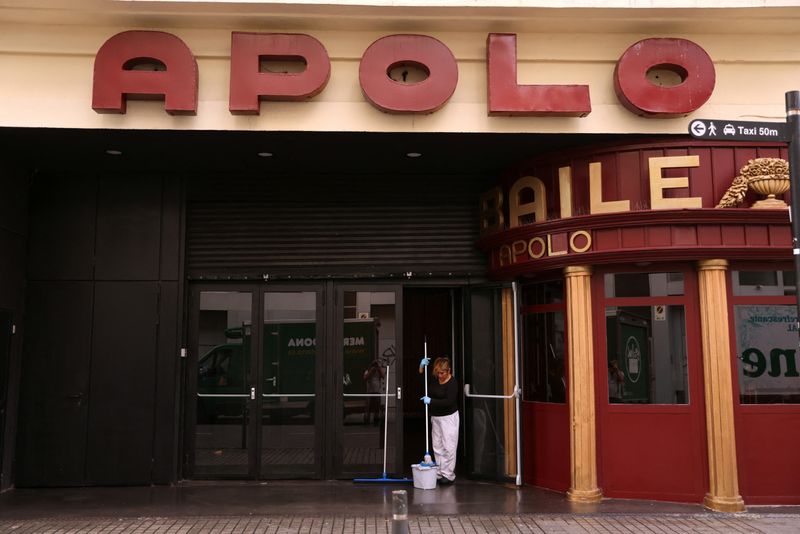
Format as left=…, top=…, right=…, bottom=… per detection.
left=689, top=119, right=788, bottom=142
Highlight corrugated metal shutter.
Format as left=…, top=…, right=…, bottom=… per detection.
left=186, top=173, right=491, bottom=279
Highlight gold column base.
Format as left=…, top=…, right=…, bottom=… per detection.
left=567, top=487, right=603, bottom=503
left=703, top=493, right=745, bottom=513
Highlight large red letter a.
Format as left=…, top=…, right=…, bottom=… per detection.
left=92, top=31, right=198, bottom=115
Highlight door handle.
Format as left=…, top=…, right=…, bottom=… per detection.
left=397, top=387, right=402, bottom=400
left=250, top=387, right=256, bottom=400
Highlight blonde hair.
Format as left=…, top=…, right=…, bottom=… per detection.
left=432, top=357, right=451, bottom=375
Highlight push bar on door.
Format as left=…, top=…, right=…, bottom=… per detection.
left=463, top=384, right=520, bottom=399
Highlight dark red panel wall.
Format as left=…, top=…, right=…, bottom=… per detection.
left=522, top=401, right=569, bottom=492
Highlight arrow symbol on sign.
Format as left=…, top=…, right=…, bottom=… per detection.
left=690, top=120, right=706, bottom=137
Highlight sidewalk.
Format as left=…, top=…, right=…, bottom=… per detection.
left=0, top=481, right=797, bottom=533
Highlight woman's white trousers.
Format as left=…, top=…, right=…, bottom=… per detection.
left=431, top=411, right=459, bottom=482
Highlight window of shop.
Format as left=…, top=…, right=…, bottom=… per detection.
left=603, top=273, right=689, bottom=404
left=732, top=270, right=799, bottom=404
left=522, top=281, right=565, bottom=403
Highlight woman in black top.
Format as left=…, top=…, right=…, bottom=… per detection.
left=419, top=356, right=459, bottom=485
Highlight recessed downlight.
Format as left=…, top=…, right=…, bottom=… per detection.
left=105, top=149, right=123, bottom=156
left=257, top=151, right=274, bottom=158
left=406, top=152, right=422, bottom=158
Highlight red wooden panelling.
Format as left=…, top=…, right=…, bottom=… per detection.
left=697, top=225, right=722, bottom=246
left=595, top=229, right=620, bottom=251
left=744, top=225, right=770, bottom=247
left=736, top=411, right=800, bottom=504
left=617, top=150, right=642, bottom=210
left=646, top=225, right=671, bottom=247
left=672, top=225, right=698, bottom=246
left=722, top=225, right=747, bottom=246
left=522, top=401, right=570, bottom=492
left=710, top=148, right=736, bottom=208
left=598, top=411, right=706, bottom=501
left=769, top=225, right=792, bottom=245
left=621, top=226, right=646, bottom=249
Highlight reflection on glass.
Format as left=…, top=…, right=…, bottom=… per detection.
left=261, top=292, right=317, bottom=477
left=195, top=291, right=252, bottom=476
left=465, top=288, right=511, bottom=479
left=523, top=280, right=564, bottom=306
left=604, top=273, right=684, bottom=298
left=735, top=304, right=800, bottom=404
left=341, top=291, right=396, bottom=475
left=523, top=312, right=566, bottom=403
left=605, top=305, right=688, bottom=404
left=733, top=270, right=796, bottom=297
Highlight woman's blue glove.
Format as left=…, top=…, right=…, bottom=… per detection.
left=421, top=396, right=431, bottom=404
left=419, top=357, right=430, bottom=367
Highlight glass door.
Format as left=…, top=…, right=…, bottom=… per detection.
left=462, top=284, right=521, bottom=484
left=189, top=287, right=256, bottom=477
left=260, top=287, right=322, bottom=478
left=334, top=284, right=403, bottom=478
left=186, top=282, right=404, bottom=480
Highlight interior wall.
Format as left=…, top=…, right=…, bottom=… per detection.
left=0, top=165, right=29, bottom=490
left=14, top=171, right=182, bottom=487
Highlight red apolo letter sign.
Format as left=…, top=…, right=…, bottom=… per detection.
left=92, top=31, right=198, bottom=115
left=614, top=38, right=715, bottom=117
left=487, top=33, right=591, bottom=117
left=229, top=32, right=331, bottom=114
left=359, top=34, right=458, bottom=114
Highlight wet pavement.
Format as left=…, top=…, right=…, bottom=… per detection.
left=0, top=480, right=797, bottom=532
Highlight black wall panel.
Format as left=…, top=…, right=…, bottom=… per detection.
left=86, top=282, right=158, bottom=485
left=0, top=165, right=28, bottom=490
left=153, top=281, right=179, bottom=484
left=0, top=166, right=28, bottom=237
left=18, top=171, right=183, bottom=487
left=28, top=173, right=96, bottom=281
left=95, top=175, right=162, bottom=281
left=0, top=232, right=25, bottom=312
left=15, top=282, right=93, bottom=487
left=160, top=176, right=182, bottom=281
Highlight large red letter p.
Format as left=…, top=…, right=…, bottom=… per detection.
left=229, top=33, right=331, bottom=115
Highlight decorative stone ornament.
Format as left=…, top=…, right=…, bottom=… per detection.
left=745, top=159, right=790, bottom=209
left=715, top=157, right=790, bottom=209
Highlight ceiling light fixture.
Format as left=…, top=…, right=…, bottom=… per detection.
left=406, top=152, right=422, bottom=158
left=105, top=149, right=123, bottom=156
left=257, top=152, right=274, bottom=157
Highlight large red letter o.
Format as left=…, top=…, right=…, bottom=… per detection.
left=359, top=34, right=458, bottom=114
left=614, top=38, right=715, bottom=118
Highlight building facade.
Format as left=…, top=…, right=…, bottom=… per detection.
left=1, top=0, right=799, bottom=510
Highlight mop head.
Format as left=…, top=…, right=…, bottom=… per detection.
left=419, top=454, right=436, bottom=467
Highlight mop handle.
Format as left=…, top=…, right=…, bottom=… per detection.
left=382, top=364, right=390, bottom=476
left=424, top=340, right=430, bottom=455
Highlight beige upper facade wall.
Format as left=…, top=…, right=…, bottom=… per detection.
left=1, top=1, right=799, bottom=133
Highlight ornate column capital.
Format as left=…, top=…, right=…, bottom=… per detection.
left=697, top=259, right=729, bottom=272
left=564, top=265, right=592, bottom=277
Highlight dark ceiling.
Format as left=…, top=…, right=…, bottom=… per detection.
left=0, top=128, right=663, bottom=176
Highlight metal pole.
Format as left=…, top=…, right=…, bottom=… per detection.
left=391, top=489, right=409, bottom=534
left=512, top=281, right=522, bottom=486
left=785, top=91, right=800, bottom=336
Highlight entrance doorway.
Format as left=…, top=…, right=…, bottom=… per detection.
left=185, top=282, right=403, bottom=480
